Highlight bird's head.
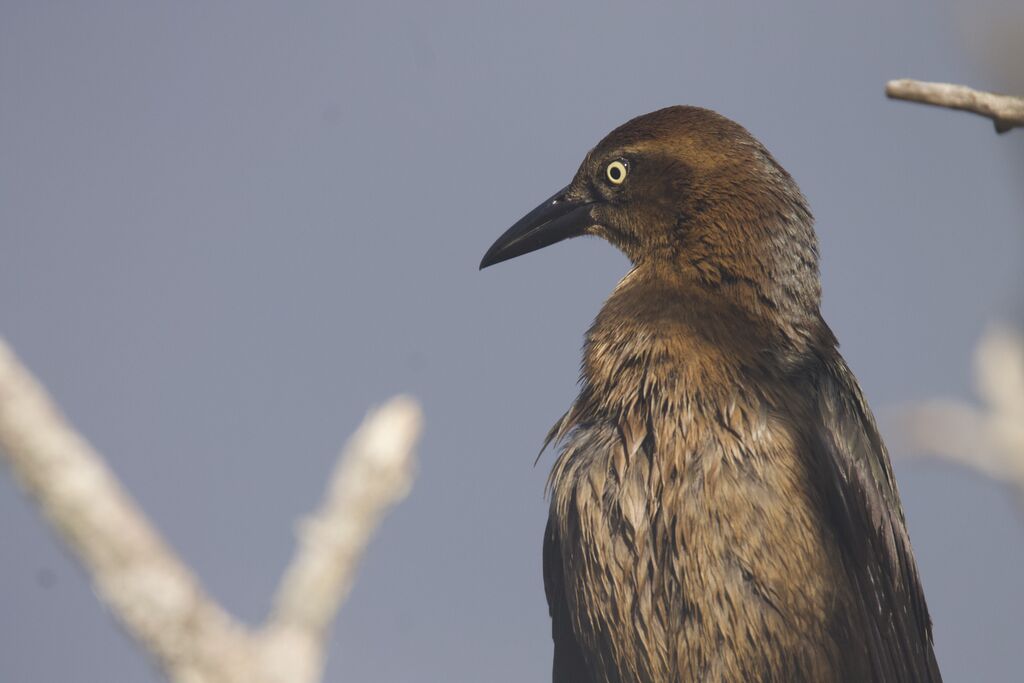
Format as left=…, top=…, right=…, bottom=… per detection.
left=480, top=106, right=822, bottom=322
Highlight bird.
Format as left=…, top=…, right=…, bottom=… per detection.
left=479, top=106, right=941, bottom=683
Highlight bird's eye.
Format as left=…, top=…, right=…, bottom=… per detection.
left=606, top=160, right=628, bottom=185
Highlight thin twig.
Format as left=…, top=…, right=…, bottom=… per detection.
left=886, top=79, right=1024, bottom=133
left=0, top=337, right=422, bottom=683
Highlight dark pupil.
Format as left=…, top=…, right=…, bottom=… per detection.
left=610, top=166, right=621, bottom=180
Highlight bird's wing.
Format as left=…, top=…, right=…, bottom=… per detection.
left=813, top=355, right=942, bottom=682
left=543, top=517, right=594, bottom=683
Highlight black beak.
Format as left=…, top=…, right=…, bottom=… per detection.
left=480, top=186, right=595, bottom=269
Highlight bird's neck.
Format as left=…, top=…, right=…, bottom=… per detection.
left=579, top=263, right=826, bottom=418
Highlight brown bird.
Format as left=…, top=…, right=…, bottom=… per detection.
left=480, top=106, right=941, bottom=683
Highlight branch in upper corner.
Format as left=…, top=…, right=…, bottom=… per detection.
left=886, top=79, right=1024, bottom=133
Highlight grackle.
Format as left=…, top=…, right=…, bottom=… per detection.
left=480, top=106, right=941, bottom=683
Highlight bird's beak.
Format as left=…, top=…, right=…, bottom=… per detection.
left=479, top=186, right=595, bottom=269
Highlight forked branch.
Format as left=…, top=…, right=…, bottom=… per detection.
left=0, top=338, right=422, bottom=683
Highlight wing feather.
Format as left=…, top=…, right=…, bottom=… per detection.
left=543, top=518, right=594, bottom=683
left=813, top=355, right=942, bottom=682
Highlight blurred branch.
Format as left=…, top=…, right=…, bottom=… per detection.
left=899, top=327, right=1024, bottom=502
left=261, top=396, right=421, bottom=683
left=0, top=338, right=422, bottom=683
left=886, top=79, right=1024, bottom=133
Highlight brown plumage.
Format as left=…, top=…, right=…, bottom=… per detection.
left=480, top=106, right=941, bottom=683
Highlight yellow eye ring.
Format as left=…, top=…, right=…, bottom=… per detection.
left=606, top=160, right=628, bottom=185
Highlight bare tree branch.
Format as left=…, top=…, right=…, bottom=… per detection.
left=261, top=396, right=421, bottom=683
left=886, top=79, right=1024, bottom=133
left=0, top=337, right=422, bottom=683
left=898, top=327, right=1024, bottom=500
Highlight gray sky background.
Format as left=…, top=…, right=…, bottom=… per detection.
left=2, top=2, right=1023, bottom=681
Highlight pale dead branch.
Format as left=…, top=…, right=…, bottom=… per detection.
left=886, top=74, right=1024, bottom=498
left=899, top=326, right=1024, bottom=501
left=886, top=79, right=1024, bottom=133
left=0, top=337, right=422, bottom=683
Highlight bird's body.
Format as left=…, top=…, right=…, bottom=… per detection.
left=481, top=106, right=940, bottom=682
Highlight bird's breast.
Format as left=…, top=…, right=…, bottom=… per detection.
left=547, top=385, right=850, bottom=681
